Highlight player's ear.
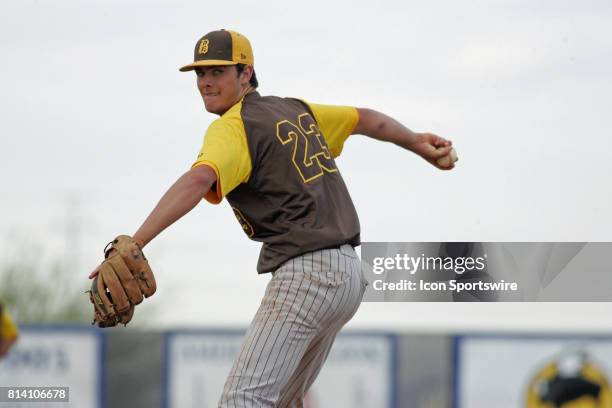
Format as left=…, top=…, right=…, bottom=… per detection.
left=240, top=65, right=254, bottom=86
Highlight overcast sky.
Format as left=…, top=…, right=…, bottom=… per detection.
left=1, top=0, right=611, bottom=331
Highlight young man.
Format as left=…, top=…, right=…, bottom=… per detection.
left=0, top=301, right=19, bottom=359
left=94, top=29, right=456, bottom=407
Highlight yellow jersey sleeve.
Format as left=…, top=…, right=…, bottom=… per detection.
left=304, top=102, right=359, bottom=158
left=0, top=308, right=18, bottom=340
left=191, top=103, right=252, bottom=204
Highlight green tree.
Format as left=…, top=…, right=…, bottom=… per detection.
left=0, top=255, right=90, bottom=324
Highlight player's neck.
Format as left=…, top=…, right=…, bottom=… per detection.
left=240, top=85, right=256, bottom=99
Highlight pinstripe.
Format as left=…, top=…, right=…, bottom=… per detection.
left=281, top=277, right=356, bottom=404
left=232, top=285, right=274, bottom=407
left=243, top=261, right=304, bottom=406
left=277, top=253, right=322, bottom=383
left=245, top=260, right=296, bottom=406
left=278, top=250, right=360, bottom=404
left=263, top=256, right=316, bottom=399
left=249, top=261, right=299, bottom=405
left=299, top=249, right=360, bottom=404
left=222, top=259, right=295, bottom=407
left=287, top=253, right=363, bottom=405
left=263, top=250, right=332, bottom=401
left=292, top=250, right=329, bottom=374
left=286, top=334, right=336, bottom=407
left=281, top=286, right=350, bottom=402
left=277, top=251, right=330, bottom=396
left=277, top=328, right=332, bottom=405
left=219, top=246, right=364, bottom=408
left=256, top=259, right=313, bottom=402
left=277, top=282, right=345, bottom=404
left=232, top=299, right=275, bottom=408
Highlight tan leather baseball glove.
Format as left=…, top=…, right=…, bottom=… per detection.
left=88, top=235, right=156, bottom=327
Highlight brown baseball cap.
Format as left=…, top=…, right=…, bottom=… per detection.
left=179, top=29, right=254, bottom=72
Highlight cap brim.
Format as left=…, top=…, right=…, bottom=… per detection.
left=179, top=60, right=238, bottom=72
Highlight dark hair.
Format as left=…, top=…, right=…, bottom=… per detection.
left=236, top=63, right=258, bottom=89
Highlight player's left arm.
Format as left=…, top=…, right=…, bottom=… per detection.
left=88, top=162, right=217, bottom=280
left=353, top=108, right=455, bottom=170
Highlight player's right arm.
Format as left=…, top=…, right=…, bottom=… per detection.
left=353, top=108, right=455, bottom=170
left=306, top=102, right=455, bottom=170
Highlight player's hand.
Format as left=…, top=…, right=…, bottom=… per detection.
left=410, top=132, right=455, bottom=170
left=89, top=267, right=100, bottom=280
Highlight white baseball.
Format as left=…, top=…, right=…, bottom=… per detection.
left=436, top=148, right=458, bottom=168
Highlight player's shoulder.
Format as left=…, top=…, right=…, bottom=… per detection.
left=207, top=101, right=245, bottom=134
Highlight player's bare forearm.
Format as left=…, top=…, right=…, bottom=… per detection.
left=353, top=108, right=455, bottom=168
left=133, top=165, right=217, bottom=248
left=353, top=108, right=420, bottom=149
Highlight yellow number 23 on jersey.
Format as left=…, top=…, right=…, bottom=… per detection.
left=276, top=113, right=338, bottom=183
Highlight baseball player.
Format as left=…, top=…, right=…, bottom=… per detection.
left=0, top=301, right=19, bottom=359
left=90, top=29, right=456, bottom=407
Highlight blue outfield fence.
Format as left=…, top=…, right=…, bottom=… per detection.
left=10, top=326, right=610, bottom=407
left=163, top=329, right=399, bottom=408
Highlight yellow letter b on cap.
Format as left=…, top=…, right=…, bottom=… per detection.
left=198, top=39, right=209, bottom=54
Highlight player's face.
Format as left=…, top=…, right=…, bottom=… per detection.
left=196, top=66, right=245, bottom=115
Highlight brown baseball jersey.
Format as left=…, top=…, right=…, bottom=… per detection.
left=192, top=92, right=360, bottom=273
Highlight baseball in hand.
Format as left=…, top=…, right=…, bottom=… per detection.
left=436, top=148, right=458, bottom=168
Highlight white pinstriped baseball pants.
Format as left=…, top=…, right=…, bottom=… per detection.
left=218, top=244, right=367, bottom=408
